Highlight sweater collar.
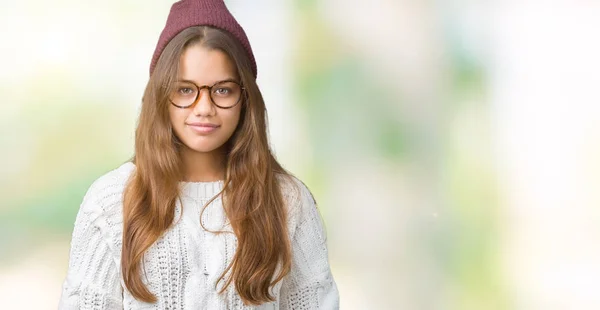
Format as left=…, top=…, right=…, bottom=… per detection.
left=179, top=180, right=224, bottom=200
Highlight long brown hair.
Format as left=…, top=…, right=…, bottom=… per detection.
left=122, top=26, right=293, bottom=306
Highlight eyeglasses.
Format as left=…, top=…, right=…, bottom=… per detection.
left=169, top=79, right=245, bottom=109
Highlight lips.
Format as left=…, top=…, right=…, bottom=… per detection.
left=187, top=122, right=219, bottom=127
left=186, top=122, right=220, bottom=134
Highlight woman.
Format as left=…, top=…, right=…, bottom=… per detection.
left=58, top=0, right=339, bottom=309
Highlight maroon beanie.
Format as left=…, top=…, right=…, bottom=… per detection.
left=149, top=0, right=257, bottom=78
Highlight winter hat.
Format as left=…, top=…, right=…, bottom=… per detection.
left=149, top=0, right=257, bottom=78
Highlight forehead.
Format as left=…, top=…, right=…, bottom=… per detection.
left=178, top=43, right=238, bottom=84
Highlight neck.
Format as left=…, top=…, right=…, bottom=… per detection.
left=180, top=146, right=226, bottom=182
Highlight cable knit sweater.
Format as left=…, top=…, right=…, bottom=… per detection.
left=58, top=162, right=339, bottom=309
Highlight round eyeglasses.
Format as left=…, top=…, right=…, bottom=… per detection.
left=169, top=79, right=245, bottom=109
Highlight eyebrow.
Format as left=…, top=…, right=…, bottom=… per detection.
left=176, top=78, right=239, bottom=86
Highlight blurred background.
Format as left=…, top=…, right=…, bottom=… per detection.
left=1, top=0, right=599, bottom=309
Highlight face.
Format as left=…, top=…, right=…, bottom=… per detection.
left=169, top=43, right=242, bottom=156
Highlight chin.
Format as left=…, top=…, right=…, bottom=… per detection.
left=175, top=130, right=231, bottom=154
left=185, top=143, right=223, bottom=154
left=184, top=135, right=230, bottom=152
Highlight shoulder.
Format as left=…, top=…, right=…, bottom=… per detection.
left=276, top=173, right=319, bottom=229
left=79, top=161, right=135, bottom=219
left=69, top=161, right=135, bottom=258
left=277, top=173, right=316, bottom=204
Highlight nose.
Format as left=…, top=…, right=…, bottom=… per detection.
left=192, top=88, right=216, bottom=116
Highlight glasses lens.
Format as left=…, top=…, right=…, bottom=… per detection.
left=210, top=81, right=242, bottom=108
left=170, top=82, right=198, bottom=108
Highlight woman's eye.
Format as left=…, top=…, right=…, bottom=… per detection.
left=178, top=88, right=194, bottom=95
left=214, top=88, right=230, bottom=96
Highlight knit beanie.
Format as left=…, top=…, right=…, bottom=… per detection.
left=149, top=0, right=257, bottom=78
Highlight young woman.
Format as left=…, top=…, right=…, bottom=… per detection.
left=58, top=0, right=339, bottom=309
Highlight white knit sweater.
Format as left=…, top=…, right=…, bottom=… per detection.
left=58, top=162, right=339, bottom=309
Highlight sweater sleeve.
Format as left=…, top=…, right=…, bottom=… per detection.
left=279, top=180, right=340, bottom=310
left=58, top=184, right=124, bottom=310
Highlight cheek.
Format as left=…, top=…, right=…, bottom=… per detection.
left=168, top=107, right=187, bottom=133
left=224, top=107, right=242, bottom=130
